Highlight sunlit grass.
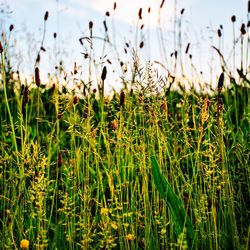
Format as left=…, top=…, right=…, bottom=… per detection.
left=0, top=1, right=250, bottom=250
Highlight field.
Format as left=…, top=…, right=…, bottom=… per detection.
left=0, top=1, right=250, bottom=250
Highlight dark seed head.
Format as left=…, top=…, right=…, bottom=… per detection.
left=120, top=91, right=125, bottom=106
left=9, top=24, right=14, bottom=32
left=185, top=43, right=190, bottom=54
left=36, top=54, right=40, bottom=64
left=58, top=152, right=62, bottom=167
left=139, top=41, right=144, bottom=48
left=247, top=20, right=250, bottom=28
left=113, top=2, right=117, bottom=10
left=89, top=21, right=93, bottom=30
left=57, top=113, right=63, bottom=119
left=180, top=8, right=185, bottom=15
left=217, top=72, right=224, bottom=90
left=101, top=66, right=107, bottom=81
left=248, top=0, right=250, bottom=13
left=53, top=32, right=57, bottom=38
left=231, top=15, right=236, bottom=22
left=103, top=20, right=108, bottom=32
left=0, top=41, right=3, bottom=53
left=148, top=7, right=151, bottom=13
left=73, top=96, right=78, bottom=104
left=35, top=67, right=41, bottom=87
left=44, top=11, right=49, bottom=21
left=138, top=8, right=142, bottom=19
left=240, top=23, right=246, bottom=35
left=160, top=0, right=165, bottom=8
left=106, top=11, right=110, bottom=16
left=217, top=29, right=222, bottom=37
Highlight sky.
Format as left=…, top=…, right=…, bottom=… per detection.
left=1, top=0, right=249, bottom=92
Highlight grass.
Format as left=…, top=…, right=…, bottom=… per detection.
left=0, top=2, right=250, bottom=250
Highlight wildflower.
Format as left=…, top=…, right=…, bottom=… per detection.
left=111, top=222, right=118, bottom=230
left=100, top=207, right=109, bottom=216
left=20, top=239, right=29, bottom=249
left=126, top=233, right=136, bottom=241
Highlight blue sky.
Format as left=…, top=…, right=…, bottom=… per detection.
left=1, top=0, right=249, bottom=92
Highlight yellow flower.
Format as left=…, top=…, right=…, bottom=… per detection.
left=20, top=239, right=29, bottom=249
left=126, top=234, right=136, bottom=241
left=111, top=222, right=118, bottom=230
left=100, top=207, right=109, bottom=216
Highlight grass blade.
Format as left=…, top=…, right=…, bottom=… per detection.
left=151, top=156, right=194, bottom=248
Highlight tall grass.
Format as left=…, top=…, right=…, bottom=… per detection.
left=0, top=2, right=250, bottom=250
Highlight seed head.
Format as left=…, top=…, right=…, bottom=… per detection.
left=185, top=43, right=190, bottom=54
left=231, top=15, right=236, bottom=22
left=101, top=66, right=107, bottom=81
left=36, top=54, right=40, bottom=64
left=138, top=8, right=142, bottom=19
left=106, top=11, right=110, bottom=16
left=120, top=91, right=125, bottom=106
left=180, top=8, right=185, bottom=15
left=44, top=11, right=49, bottom=21
left=35, top=67, right=41, bottom=87
left=113, top=2, right=117, bottom=10
left=0, top=41, right=3, bottom=53
left=103, top=20, right=108, bottom=32
left=139, top=41, right=144, bottom=48
left=217, top=29, right=222, bottom=37
left=110, top=120, right=118, bottom=130
left=73, top=96, right=78, bottom=104
left=240, top=23, right=246, bottom=35
left=217, top=72, right=224, bottom=90
left=58, top=152, right=62, bottom=167
left=160, top=0, right=165, bottom=8
left=248, top=0, right=250, bottom=13
left=53, top=32, right=57, bottom=38
left=9, top=24, right=14, bottom=32
left=89, top=21, right=93, bottom=30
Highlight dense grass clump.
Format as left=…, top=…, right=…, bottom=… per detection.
left=0, top=2, right=250, bottom=250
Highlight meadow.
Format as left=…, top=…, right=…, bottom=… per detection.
left=0, top=1, right=250, bottom=249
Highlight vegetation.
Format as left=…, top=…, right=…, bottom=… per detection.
left=0, top=1, right=249, bottom=249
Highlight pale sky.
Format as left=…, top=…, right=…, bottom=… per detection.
left=1, top=0, right=249, bottom=92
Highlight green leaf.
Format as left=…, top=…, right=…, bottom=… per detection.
left=151, top=156, right=194, bottom=248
